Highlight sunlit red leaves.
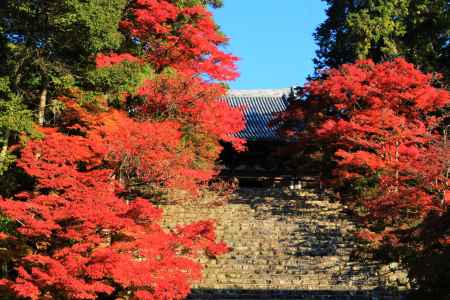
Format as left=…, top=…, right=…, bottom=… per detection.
left=91, top=0, right=245, bottom=196
left=355, top=229, right=384, bottom=246
left=93, top=110, right=184, bottom=186
left=0, top=119, right=229, bottom=299
left=117, top=0, right=238, bottom=80
left=16, top=128, right=109, bottom=191
left=283, top=58, right=450, bottom=245
left=194, top=99, right=246, bottom=151
left=0, top=0, right=239, bottom=298
left=136, top=74, right=245, bottom=151
left=128, top=74, right=245, bottom=192
left=335, top=149, right=385, bottom=171
left=96, top=53, right=141, bottom=68
left=311, top=58, right=448, bottom=215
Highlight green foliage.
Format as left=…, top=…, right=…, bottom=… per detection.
left=0, top=0, right=129, bottom=124
left=175, top=0, right=223, bottom=8
left=202, top=0, right=223, bottom=8
left=0, top=98, right=33, bottom=134
left=87, top=61, right=155, bottom=104
left=2, top=0, right=127, bottom=56
left=0, top=215, right=17, bottom=236
left=0, top=77, right=33, bottom=175
left=346, top=0, right=409, bottom=59
left=0, top=0, right=141, bottom=176
left=55, top=0, right=127, bottom=54
left=315, top=0, right=450, bottom=78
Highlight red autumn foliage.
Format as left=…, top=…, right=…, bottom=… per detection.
left=118, top=0, right=238, bottom=80
left=1, top=2, right=239, bottom=299
left=91, top=0, right=245, bottom=194
left=135, top=74, right=245, bottom=151
left=119, top=74, right=245, bottom=194
left=96, top=53, right=141, bottom=68
left=55, top=85, right=244, bottom=195
left=280, top=58, right=449, bottom=240
left=94, top=111, right=183, bottom=184
left=93, top=110, right=217, bottom=193
left=0, top=125, right=229, bottom=299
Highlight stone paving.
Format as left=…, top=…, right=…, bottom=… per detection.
left=161, top=187, right=408, bottom=300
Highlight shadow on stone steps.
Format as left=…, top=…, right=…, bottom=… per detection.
left=188, top=288, right=406, bottom=300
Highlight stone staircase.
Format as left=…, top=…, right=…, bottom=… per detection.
left=160, top=184, right=408, bottom=300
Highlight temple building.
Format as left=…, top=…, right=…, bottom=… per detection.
left=220, top=89, right=296, bottom=186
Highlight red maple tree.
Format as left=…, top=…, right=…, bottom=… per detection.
left=93, top=0, right=246, bottom=194
left=281, top=58, right=450, bottom=240
left=135, top=74, right=245, bottom=150
left=55, top=73, right=245, bottom=196
left=0, top=1, right=241, bottom=299
left=0, top=123, right=228, bottom=300
left=133, top=75, right=245, bottom=193
left=116, top=0, right=238, bottom=81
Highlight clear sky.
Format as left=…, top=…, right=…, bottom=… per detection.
left=212, top=1, right=327, bottom=90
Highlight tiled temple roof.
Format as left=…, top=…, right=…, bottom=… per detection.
left=222, top=93, right=290, bottom=141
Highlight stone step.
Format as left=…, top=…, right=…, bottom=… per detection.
left=202, top=263, right=380, bottom=272
left=160, top=187, right=409, bottom=297
left=188, top=289, right=405, bottom=300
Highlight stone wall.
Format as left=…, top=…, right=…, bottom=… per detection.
left=160, top=187, right=409, bottom=300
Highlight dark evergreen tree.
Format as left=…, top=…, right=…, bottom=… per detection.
left=314, top=0, right=450, bottom=79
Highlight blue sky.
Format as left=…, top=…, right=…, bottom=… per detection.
left=212, top=1, right=327, bottom=90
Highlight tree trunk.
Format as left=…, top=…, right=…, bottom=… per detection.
left=0, top=129, right=11, bottom=163
left=38, top=82, right=48, bottom=126
left=444, top=125, right=448, bottom=146
left=395, top=141, right=399, bottom=192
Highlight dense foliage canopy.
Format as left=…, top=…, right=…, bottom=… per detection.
left=279, top=58, right=450, bottom=298
left=2, top=0, right=449, bottom=298
left=315, top=0, right=450, bottom=78
left=0, top=0, right=243, bottom=299
left=0, top=124, right=228, bottom=299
